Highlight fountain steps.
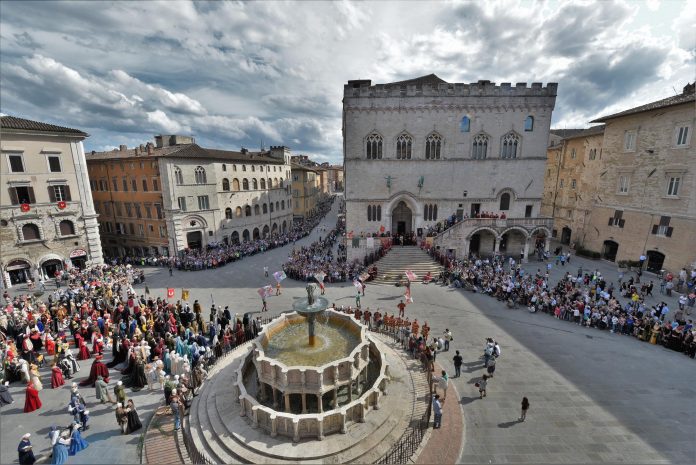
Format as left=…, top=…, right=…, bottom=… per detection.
left=371, top=246, right=442, bottom=285
left=188, top=337, right=415, bottom=464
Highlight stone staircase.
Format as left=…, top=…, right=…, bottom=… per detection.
left=370, top=246, right=442, bottom=285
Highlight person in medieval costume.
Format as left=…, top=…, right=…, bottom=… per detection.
left=95, top=375, right=114, bottom=404
left=17, top=433, right=36, bottom=465
left=79, top=354, right=109, bottom=387
left=23, top=382, right=42, bottom=413
left=67, top=422, right=88, bottom=456
left=0, top=381, right=15, bottom=406
left=51, top=363, right=65, bottom=389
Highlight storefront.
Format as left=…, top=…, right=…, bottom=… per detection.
left=5, top=259, right=33, bottom=287
left=70, top=249, right=88, bottom=269
left=41, top=255, right=65, bottom=279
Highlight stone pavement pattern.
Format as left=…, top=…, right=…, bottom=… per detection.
left=5, top=196, right=693, bottom=464
left=143, top=406, right=186, bottom=465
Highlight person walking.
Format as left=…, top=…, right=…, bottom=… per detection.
left=168, top=266, right=173, bottom=277
left=487, top=353, right=497, bottom=377
left=477, top=375, right=488, bottom=399
left=115, top=403, right=128, bottom=434
left=432, top=370, right=449, bottom=401
left=519, top=397, right=530, bottom=421
left=355, top=292, right=361, bottom=309
left=452, top=350, right=463, bottom=378
left=275, top=281, right=282, bottom=296
left=432, top=394, right=442, bottom=429
left=443, top=329, right=452, bottom=351
left=18, top=433, right=36, bottom=465
left=263, top=266, right=269, bottom=277
left=170, top=389, right=183, bottom=431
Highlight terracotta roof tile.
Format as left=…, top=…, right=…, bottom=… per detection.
left=0, top=116, right=87, bottom=136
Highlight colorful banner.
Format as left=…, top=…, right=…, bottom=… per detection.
left=405, top=270, right=417, bottom=282
left=314, top=272, right=325, bottom=283
left=273, top=271, right=287, bottom=283
left=353, top=279, right=363, bottom=290
left=181, top=289, right=190, bottom=301
left=258, top=286, right=273, bottom=298
left=167, top=288, right=175, bottom=298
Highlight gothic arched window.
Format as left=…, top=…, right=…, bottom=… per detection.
left=472, top=134, right=488, bottom=159
left=425, top=133, right=442, bottom=160
left=252, top=178, right=258, bottom=190
left=194, top=166, right=207, bottom=184
left=260, top=178, right=266, bottom=189
left=232, top=178, right=240, bottom=191
left=225, top=207, right=233, bottom=219
left=222, top=178, right=230, bottom=191
left=396, top=134, right=412, bottom=159
left=460, top=116, right=471, bottom=132
left=242, top=178, right=249, bottom=190
left=501, top=133, right=520, bottom=159
left=174, top=167, right=183, bottom=185
left=245, top=205, right=252, bottom=216
left=366, top=134, right=383, bottom=159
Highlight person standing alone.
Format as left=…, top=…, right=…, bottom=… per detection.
left=452, top=350, right=463, bottom=378
left=519, top=397, right=530, bottom=421
left=432, top=394, right=442, bottom=429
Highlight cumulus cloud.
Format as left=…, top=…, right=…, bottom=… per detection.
left=0, top=0, right=693, bottom=161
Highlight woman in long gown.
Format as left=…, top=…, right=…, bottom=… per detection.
left=23, top=382, right=42, bottom=412
left=0, top=381, right=15, bottom=406
left=17, top=433, right=35, bottom=465
left=126, top=399, right=142, bottom=433
left=124, top=358, right=148, bottom=391
left=51, top=364, right=65, bottom=389
left=30, top=364, right=43, bottom=391
left=76, top=334, right=91, bottom=361
left=68, top=422, right=88, bottom=456
left=49, top=428, right=70, bottom=465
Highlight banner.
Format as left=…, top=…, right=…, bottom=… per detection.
left=257, top=286, right=273, bottom=298
left=181, top=289, right=190, bottom=301
left=167, top=288, right=175, bottom=298
left=353, top=279, right=363, bottom=290
left=405, top=270, right=417, bottom=282
left=273, top=271, right=287, bottom=283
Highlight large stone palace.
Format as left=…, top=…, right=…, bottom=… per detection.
left=343, top=74, right=556, bottom=259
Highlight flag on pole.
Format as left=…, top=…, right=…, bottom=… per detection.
left=257, top=286, right=273, bottom=298
left=273, top=271, right=287, bottom=283
left=181, top=289, right=190, bottom=301
left=353, top=279, right=362, bottom=291
left=167, top=288, right=175, bottom=298
left=405, top=270, right=417, bottom=282
left=314, top=272, right=326, bottom=290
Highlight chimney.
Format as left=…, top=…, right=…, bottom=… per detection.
left=119, top=144, right=127, bottom=151
left=241, top=147, right=248, bottom=154
left=146, top=142, right=154, bottom=155
left=139, top=144, right=145, bottom=152
left=134, top=147, right=140, bottom=156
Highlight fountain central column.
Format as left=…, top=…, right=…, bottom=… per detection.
left=308, top=313, right=317, bottom=346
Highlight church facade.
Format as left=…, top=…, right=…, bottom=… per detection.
left=343, top=75, right=557, bottom=258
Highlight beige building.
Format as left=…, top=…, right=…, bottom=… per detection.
left=291, top=164, right=320, bottom=219
left=541, top=126, right=605, bottom=246
left=1, top=116, right=103, bottom=288
left=581, top=83, right=696, bottom=272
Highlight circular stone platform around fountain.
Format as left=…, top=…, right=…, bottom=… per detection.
left=186, top=333, right=419, bottom=464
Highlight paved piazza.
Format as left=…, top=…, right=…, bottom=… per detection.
left=2, top=199, right=694, bottom=464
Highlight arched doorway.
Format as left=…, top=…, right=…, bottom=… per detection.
left=272, top=223, right=278, bottom=234
left=243, top=229, right=250, bottom=242
left=391, top=201, right=412, bottom=236
left=6, top=259, right=32, bottom=285
left=560, top=226, right=572, bottom=245
left=469, top=229, right=497, bottom=257
left=646, top=250, right=665, bottom=273
left=42, top=259, right=64, bottom=279
left=262, top=225, right=269, bottom=238
left=282, top=221, right=287, bottom=233
left=602, top=240, right=619, bottom=262
left=253, top=228, right=260, bottom=240
left=187, top=231, right=203, bottom=249
left=231, top=231, right=240, bottom=244
left=500, top=229, right=527, bottom=257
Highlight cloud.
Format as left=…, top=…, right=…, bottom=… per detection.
left=0, top=0, right=693, bottom=161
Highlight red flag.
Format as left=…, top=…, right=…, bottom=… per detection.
left=167, top=288, right=175, bottom=298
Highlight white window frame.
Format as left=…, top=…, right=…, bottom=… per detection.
left=623, top=130, right=637, bottom=152
left=618, top=175, right=630, bottom=194
left=45, top=153, right=62, bottom=173
left=197, top=195, right=209, bottom=210
left=5, top=152, right=25, bottom=173
left=177, top=196, right=187, bottom=211
left=666, top=176, right=680, bottom=197
left=674, top=125, right=691, bottom=147
left=53, top=185, right=68, bottom=202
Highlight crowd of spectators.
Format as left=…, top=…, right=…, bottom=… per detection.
left=430, top=250, right=696, bottom=358
left=106, top=197, right=337, bottom=271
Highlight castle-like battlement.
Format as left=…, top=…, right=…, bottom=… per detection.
left=344, top=79, right=558, bottom=99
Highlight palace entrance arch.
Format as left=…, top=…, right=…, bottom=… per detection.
left=391, top=201, right=413, bottom=236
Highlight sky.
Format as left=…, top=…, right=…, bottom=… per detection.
left=1, top=0, right=693, bottom=164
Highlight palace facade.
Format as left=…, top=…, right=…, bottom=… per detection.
left=343, top=75, right=557, bottom=259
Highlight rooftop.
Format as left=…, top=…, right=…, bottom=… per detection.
left=0, top=115, right=87, bottom=137
left=380, top=73, right=448, bottom=87
left=87, top=142, right=285, bottom=164
left=551, top=126, right=605, bottom=141
left=590, top=83, right=695, bottom=123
